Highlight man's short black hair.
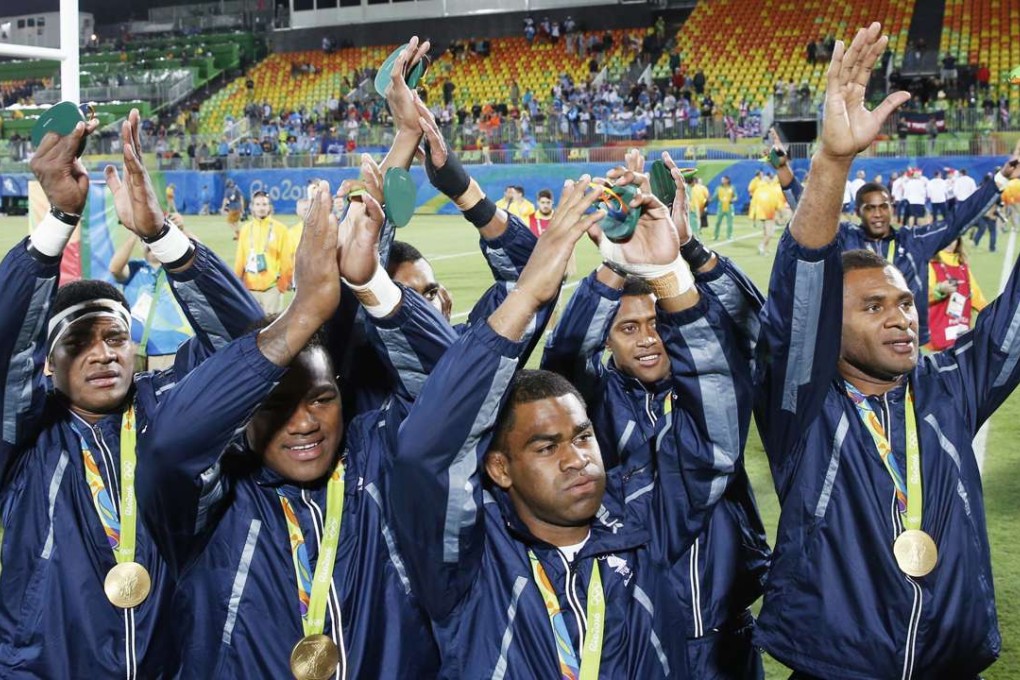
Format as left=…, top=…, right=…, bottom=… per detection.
left=855, top=182, right=890, bottom=206
left=52, top=280, right=129, bottom=318
left=491, top=370, right=586, bottom=454
left=842, top=248, right=891, bottom=273
left=386, top=241, right=426, bottom=277
left=252, top=190, right=269, bottom=199
left=537, top=188, right=553, bottom=201
left=621, top=276, right=654, bottom=298
left=514, top=186, right=526, bottom=195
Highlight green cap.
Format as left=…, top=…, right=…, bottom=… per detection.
left=650, top=160, right=676, bottom=207
left=383, top=167, right=417, bottom=228
left=374, top=44, right=428, bottom=97
left=597, top=184, right=642, bottom=243
left=32, top=101, right=88, bottom=157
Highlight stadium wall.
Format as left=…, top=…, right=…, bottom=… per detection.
left=0, top=156, right=1006, bottom=216
left=273, top=4, right=662, bottom=51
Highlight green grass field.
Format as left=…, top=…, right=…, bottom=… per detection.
left=3, top=210, right=1019, bottom=678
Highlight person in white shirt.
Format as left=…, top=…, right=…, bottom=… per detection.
left=954, top=168, right=978, bottom=203
left=848, top=169, right=866, bottom=199
left=928, top=170, right=949, bottom=221
left=891, top=171, right=906, bottom=225
left=903, top=169, right=930, bottom=225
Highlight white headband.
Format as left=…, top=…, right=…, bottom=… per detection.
left=46, top=299, right=132, bottom=356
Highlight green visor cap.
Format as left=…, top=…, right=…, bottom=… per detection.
left=32, top=101, right=89, bottom=157
left=383, top=167, right=417, bottom=228
left=374, top=44, right=428, bottom=97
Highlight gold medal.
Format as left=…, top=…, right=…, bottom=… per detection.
left=104, top=561, right=151, bottom=608
left=893, top=529, right=939, bottom=577
left=290, top=634, right=339, bottom=680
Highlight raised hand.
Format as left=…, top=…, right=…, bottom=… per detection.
left=257, top=182, right=341, bottom=366
left=292, top=181, right=341, bottom=322
left=660, top=151, right=692, bottom=245
left=105, top=109, right=166, bottom=238
left=820, top=22, right=911, bottom=160
left=415, top=95, right=448, bottom=169
left=605, top=147, right=651, bottom=194
left=29, top=118, right=99, bottom=215
left=386, top=36, right=432, bottom=134
left=336, top=154, right=387, bottom=286
left=514, top=176, right=605, bottom=307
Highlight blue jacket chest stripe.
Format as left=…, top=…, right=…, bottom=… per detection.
left=221, top=518, right=261, bottom=645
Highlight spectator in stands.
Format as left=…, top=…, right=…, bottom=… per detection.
left=693, top=68, right=706, bottom=95
left=977, top=63, right=990, bottom=91
left=941, top=53, right=958, bottom=92
left=220, top=179, right=245, bottom=239
left=233, top=190, right=289, bottom=314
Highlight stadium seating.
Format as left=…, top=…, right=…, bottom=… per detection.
left=659, top=0, right=915, bottom=110
left=940, top=0, right=1020, bottom=107
left=197, top=29, right=652, bottom=134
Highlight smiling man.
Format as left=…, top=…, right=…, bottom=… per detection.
left=752, top=23, right=1020, bottom=677
left=0, top=109, right=262, bottom=678
left=541, top=152, right=768, bottom=679
left=138, top=181, right=446, bottom=678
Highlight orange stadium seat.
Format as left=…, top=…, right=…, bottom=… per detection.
left=660, top=0, right=915, bottom=110
left=940, top=0, right=1020, bottom=108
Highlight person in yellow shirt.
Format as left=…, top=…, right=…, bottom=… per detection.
left=1003, top=177, right=1020, bottom=232
left=747, top=170, right=763, bottom=204
left=752, top=174, right=781, bottom=255
left=233, top=190, right=290, bottom=313
left=685, top=177, right=710, bottom=236
left=494, top=185, right=535, bottom=221
left=713, top=175, right=737, bottom=240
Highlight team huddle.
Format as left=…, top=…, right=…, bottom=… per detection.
left=3, top=24, right=1020, bottom=680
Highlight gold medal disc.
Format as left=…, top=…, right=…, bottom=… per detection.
left=104, top=561, right=151, bottom=608
left=290, top=634, right=339, bottom=680
left=893, top=529, right=939, bottom=577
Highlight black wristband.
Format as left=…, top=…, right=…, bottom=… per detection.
left=140, top=218, right=173, bottom=244
left=680, top=237, right=713, bottom=271
left=601, top=260, right=629, bottom=278
left=462, top=197, right=498, bottom=228
left=162, top=243, right=196, bottom=270
left=424, top=140, right=471, bottom=199
left=49, top=206, right=81, bottom=226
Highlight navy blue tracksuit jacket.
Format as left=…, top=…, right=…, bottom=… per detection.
left=753, top=229, right=1019, bottom=677
left=0, top=240, right=260, bottom=678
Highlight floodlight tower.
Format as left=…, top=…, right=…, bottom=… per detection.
left=0, top=0, right=80, bottom=103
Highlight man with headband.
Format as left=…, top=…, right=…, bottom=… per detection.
left=0, top=109, right=262, bottom=677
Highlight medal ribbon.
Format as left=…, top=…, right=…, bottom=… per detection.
left=845, top=382, right=922, bottom=529
left=77, top=407, right=138, bottom=563
left=278, top=461, right=345, bottom=637
left=527, top=551, right=605, bottom=680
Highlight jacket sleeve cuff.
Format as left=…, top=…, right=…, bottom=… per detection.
left=164, top=241, right=210, bottom=282
left=240, top=330, right=291, bottom=382
left=477, top=317, right=528, bottom=359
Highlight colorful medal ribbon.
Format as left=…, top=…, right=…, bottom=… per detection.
left=77, top=407, right=138, bottom=563
left=278, top=461, right=345, bottom=636
left=845, top=382, right=922, bottom=530
left=527, top=551, right=605, bottom=680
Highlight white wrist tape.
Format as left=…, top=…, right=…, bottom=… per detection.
left=147, top=223, right=192, bottom=265
left=598, top=239, right=695, bottom=298
left=343, top=263, right=402, bottom=318
left=995, top=172, right=1011, bottom=192
left=30, top=213, right=76, bottom=257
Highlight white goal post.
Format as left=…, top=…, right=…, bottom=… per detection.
left=0, top=0, right=79, bottom=104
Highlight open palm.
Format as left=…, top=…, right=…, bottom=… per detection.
left=820, top=22, right=911, bottom=159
